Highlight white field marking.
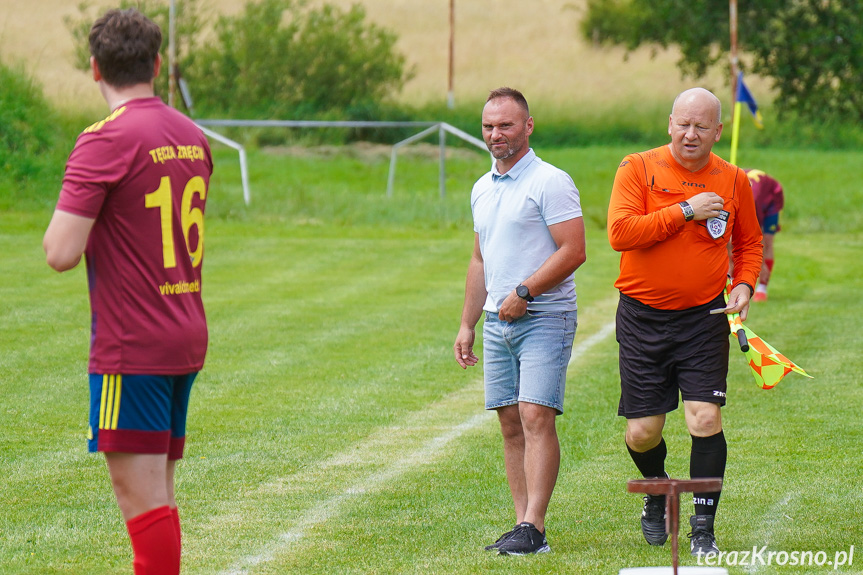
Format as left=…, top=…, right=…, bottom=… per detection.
left=571, top=320, right=615, bottom=365
left=744, top=491, right=797, bottom=574
left=218, top=411, right=492, bottom=575
left=218, top=307, right=617, bottom=575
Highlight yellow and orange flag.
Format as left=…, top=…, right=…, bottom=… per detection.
left=723, top=282, right=813, bottom=389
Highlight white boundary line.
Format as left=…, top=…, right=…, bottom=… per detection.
left=571, top=320, right=615, bottom=364
left=219, top=412, right=492, bottom=575
left=219, top=317, right=616, bottom=574
left=744, top=491, right=797, bottom=574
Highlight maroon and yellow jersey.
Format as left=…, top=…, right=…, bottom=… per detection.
left=745, top=169, right=784, bottom=227
left=608, top=145, right=762, bottom=310
left=56, top=97, right=213, bottom=374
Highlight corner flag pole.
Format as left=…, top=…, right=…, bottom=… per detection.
left=728, top=0, right=740, bottom=165
left=729, top=0, right=739, bottom=110
left=730, top=98, right=742, bottom=165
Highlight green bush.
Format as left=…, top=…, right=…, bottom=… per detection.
left=0, top=57, right=94, bottom=211
left=0, top=60, right=52, bottom=177
left=184, top=0, right=412, bottom=120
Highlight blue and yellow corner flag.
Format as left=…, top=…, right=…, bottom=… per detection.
left=730, top=72, right=764, bottom=164
left=736, top=72, right=763, bottom=129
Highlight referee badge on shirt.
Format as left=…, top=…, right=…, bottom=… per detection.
left=706, top=210, right=730, bottom=239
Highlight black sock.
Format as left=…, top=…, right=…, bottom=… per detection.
left=690, top=431, right=727, bottom=516
left=627, top=437, right=667, bottom=479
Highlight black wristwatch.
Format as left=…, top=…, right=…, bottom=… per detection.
left=516, top=284, right=534, bottom=303
left=679, top=201, right=695, bottom=222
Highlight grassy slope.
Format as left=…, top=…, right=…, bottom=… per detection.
left=2, top=146, right=861, bottom=573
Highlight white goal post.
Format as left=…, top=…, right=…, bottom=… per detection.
left=195, top=120, right=489, bottom=205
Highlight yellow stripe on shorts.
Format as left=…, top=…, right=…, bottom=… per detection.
left=99, top=375, right=109, bottom=429
left=99, top=375, right=123, bottom=430
left=111, top=375, right=122, bottom=429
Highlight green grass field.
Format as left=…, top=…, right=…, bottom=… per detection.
left=2, top=143, right=862, bottom=574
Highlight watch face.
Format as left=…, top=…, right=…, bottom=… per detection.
left=517, top=285, right=530, bottom=299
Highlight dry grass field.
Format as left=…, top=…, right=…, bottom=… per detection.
left=0, top=0, right=730, bottom=115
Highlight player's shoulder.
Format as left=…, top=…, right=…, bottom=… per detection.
left=531, top=155, right=567, bottom=177
left=529, top=157, right=577, bottom=192
left=80, top=106, right=129, bottom=136
left=618, top=146, right=662, bottom=170
left=702, top=154, right=747, bottom=185
left=470, top=169, right=495, bottom=199
left=80, top=98, right=168, bottom=136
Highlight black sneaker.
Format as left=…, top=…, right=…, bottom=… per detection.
left=497, top=522, right=550, bottom=555
left=688, top=514, right=720, bottom=556
left=641, top=495, right=668, bottom=546
left=484, top=525, right=517, bottom=551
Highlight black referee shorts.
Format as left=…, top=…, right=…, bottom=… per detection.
left=616, top=292, right=730, bottom=419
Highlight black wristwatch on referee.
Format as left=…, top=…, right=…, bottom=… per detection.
left=679, top=201, right=695, bottom=222
left=516, top=284, right=534, bottom=303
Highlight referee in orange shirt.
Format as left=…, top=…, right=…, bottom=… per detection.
left=607, top=88, right=762, bottom=557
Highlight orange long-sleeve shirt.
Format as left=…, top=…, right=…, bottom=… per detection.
left=608, top=145, right=762, bottom=310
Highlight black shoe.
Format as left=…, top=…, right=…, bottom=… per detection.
left=688, top=514, right=720, bottom=556
left=484, top=525, right=517, bottom=551
left=497, top=522, right=550, bottom=555
left=641, top=495, right=668, bottom=546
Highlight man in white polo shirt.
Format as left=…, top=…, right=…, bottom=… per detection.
left=454, top=87, right=586, bottom=555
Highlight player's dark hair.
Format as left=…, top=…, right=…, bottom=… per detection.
left=487, top=87, right=529, bottom=116
left=89, top=8, right=161, bottom=88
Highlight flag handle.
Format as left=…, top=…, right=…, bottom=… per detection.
left=736, top=328, right=749, bottom=352
left=723, top=276, right=748, bottom=352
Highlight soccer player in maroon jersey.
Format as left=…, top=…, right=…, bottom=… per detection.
left=745, top=169, right=784, bottom=302
left=43, top=9, right=212, bottom=574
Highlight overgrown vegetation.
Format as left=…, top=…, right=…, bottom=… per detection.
left=185, top=0, right=411, bottom=120
left=0, top=57, right=84, bottom=211
left=54, top=0, right=863, bottom=150
left=66, top=0, right=412, bottom=126
left=581, top=0, right=863, bottom=123
left=0, top=58, right=60, bottom=184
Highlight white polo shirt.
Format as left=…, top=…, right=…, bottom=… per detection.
left=471, top=148, right=582, bottom=313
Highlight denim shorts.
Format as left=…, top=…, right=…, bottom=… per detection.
left=482, top=310, right=577, bottom=415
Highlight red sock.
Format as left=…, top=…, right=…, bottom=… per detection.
left=126, top=506, right=180, bottom=575
left=170, top=506, right=182, bottom=551
left=764, top=258, right=774, bottom=285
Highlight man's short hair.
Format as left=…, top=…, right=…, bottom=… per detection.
left=89, top=9, right=162, bottom=88
left=487, top=87, right=529, bottom=116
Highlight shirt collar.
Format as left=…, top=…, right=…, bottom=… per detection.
left=491, top=148, right=536, bottom=181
